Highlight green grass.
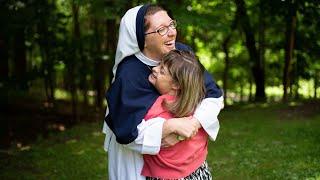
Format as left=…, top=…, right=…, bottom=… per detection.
left=0, top=123, right=107, bottom=179
left=210, top=103, right=320, bottom=180
left=1, top=103, right=320, bottom=179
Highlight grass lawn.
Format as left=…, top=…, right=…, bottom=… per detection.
left=209, top=102, right=320, bottom=179
left=1, top=102, right=320, bottom=179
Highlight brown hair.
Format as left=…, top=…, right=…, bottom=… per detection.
left=161, top=50, right=206, bottom=117
left=144, top=4, right=166, bottom=32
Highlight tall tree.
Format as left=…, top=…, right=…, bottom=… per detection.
left=36, top=1, right=56, bottom=103
left=222, top=14, right=238, bottom=105
left=92, top=18, right=105, bottom=110
left=0, top=36, right=8, bottom=83
left=235, top=0, right=266, bottom=101
left=282, top=0, right=297, bottom=102
left=313, top=70, right=319, bottom=99
left=13, top=27, right=28, bottom=90
left=105, top=18, right=117, bottom=85
left=222, top=35, right=231, bottom=105
left=258, top=0, right=266, bottom=99
left=0, top=30, right=10, bottom=149
left=72, top=0, right=89, bottom=107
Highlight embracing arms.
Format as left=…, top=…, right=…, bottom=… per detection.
left=105, top=55, right=223, bottom=154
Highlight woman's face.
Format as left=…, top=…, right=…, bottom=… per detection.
left=148, top=65, right=178, bottom=95
left=143, top=11, right=177, bottom=61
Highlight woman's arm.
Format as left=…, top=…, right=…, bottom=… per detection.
left=193, top=71, right=224, bottom=140
left=193, top=96, right=223, bottom=140
left=122, top=116, right=200, bottom=154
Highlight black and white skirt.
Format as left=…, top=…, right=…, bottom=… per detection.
left=146, top=161, right=212, bottom=180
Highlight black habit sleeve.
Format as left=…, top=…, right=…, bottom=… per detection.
left=105, top=55, right=159, bottom=144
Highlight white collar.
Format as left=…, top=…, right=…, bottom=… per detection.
left=135, top=51, right=159, bottom=67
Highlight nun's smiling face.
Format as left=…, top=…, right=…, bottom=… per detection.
left=143, top=10, right=177, bottom=61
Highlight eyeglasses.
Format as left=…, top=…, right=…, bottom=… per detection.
left=145, top=20, right=177, bottom=36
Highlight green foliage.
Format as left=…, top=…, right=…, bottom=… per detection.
left=2, top=0, right=320, bottom=115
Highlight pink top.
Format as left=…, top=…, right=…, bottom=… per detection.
left=141, top=95, right=208, bottom=179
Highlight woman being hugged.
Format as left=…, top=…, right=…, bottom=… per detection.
left=143, top=50, right=212, bottom=180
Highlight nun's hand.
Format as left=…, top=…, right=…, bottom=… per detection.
left=168, top=116, right=201, bottom=139
left=161, top=133, right=180, bottom=147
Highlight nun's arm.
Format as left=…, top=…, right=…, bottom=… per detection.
left=124, top=118, right=164, bottom=155
left=193, top=71, right=224, bottom=141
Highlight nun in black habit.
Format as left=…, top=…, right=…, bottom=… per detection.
left=102, top=4, right=223, bottom=180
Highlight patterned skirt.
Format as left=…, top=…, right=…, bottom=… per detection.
left=146, top=161, right=212, bottom=180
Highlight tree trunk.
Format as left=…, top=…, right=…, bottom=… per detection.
left=222, top=35, right=231, bottom=106
left=282, top=0, right=297, bottom=102
left=39, top=43, right=54, bottom=104
left=37, top=1, right=55, bottom=104
left=105, top=18, right=117, bottom=86
left=309, top=81, right=313, bottom=99
left=249, top=76, right=253, bottom=102
left=72, top=0, right=88, bottom=108
left=222, top=12, right=239, bottom=105
left=0, top=35, right=8, bottom=82
left=235, top=0, right=266, bottom=101
left=289, top=79, right=293, bottom=98
left=65, top=49, right=79, bottom=125
left=70, top=79, right=78, bottom=124
left=94, top=59, right=105, bottom=111
left=0, top=33, right=10, bottom=149
left=40, top=49, right=50, bottom=103
left=258, top=0, right=266, bottom=100
left=91, top=18, right=106, bottom=112
left=67, top=0, right=82, bottom=124
left=13, top=28, right=28, bottom=90
left=240, top=81, right=244, bottom=102
left=294, top=76, right=300, bottom=100
left=314, top=70, right=319, bottom=99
